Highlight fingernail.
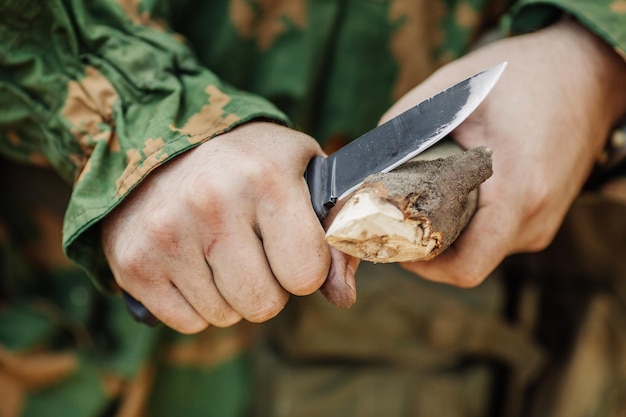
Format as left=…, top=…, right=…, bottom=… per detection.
left=345, top=258, right=359, bottom=293
left=320, top=257, right=357, bottom=308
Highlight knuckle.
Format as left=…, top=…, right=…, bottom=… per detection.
left=521, top=180, right=551, bottom=222
left=200, top=304, right=243, bottom=328
left=111, top=227, right=177, bottom=284
left=150, top=297, right=209, bottom=334
left=245, top=294, right=288, bottom=323
left=524, top=227, right=558, bottom=252
left=174, top=319, right=209, bottom=335
left=281, top=245, right=331, bottom=296
left=448, top=269, right=486, bottom=289
left=240, top=156, right=286, bottom=192
left=142, top=210, right=180, bottom=247
left=187, top=176, right=226, bottom=204
left=112, top=247, right=151, bottom=284
left=211, top=313, right=243, bottom=328
left=229, top=154, right=278, bottom=186
left=285, top=263, right=329, bottom=296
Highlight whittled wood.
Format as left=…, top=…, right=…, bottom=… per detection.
left=325, top=143, right=493, bottom=263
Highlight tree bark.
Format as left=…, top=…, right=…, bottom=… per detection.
left=325, top=141, right=493, bottom=263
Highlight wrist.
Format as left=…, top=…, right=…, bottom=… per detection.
left=551, top=18, right=626, bottom=174
left=553, top=18, right=626, bottom=128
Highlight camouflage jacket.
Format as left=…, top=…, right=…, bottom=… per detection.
left=1, top=1, right=625, bottom=417
left=1, top=0, right=625, bottom=288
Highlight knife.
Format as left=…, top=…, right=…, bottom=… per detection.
left=306, top=62, right=507, bottom=219
left=123, top=62, right=507, bottom=325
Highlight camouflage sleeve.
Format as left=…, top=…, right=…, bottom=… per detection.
left=0, top=0, right=289, bottom=289
left=507, top=0, right=626, bottom=61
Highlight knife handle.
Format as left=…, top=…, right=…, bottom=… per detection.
left=305, top=155, right=337, bottom=220
left=122, top=290, right=159, bottom=326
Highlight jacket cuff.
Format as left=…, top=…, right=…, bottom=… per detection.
left=506, top=0, right=626, bottom=62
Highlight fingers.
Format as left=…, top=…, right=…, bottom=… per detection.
left=208, top=222, right=290, bottom=324
left=123, top=286, right=207, bottom=334
left=111, top=220, right=288, bottom=329
left=106, top=241, right=210, bottom=334
left=257, top=177, right=330, bottom=295
left=172, top=248, right=243, bottom=328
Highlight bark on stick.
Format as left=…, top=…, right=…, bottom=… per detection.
left=325, top=142, right=493, bottom=263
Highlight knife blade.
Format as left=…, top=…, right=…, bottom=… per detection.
left=123, top=62, right=507, bottom=325
left=306, top=61, right=507, bottom=219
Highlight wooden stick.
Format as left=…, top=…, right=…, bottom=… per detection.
left=325, top=141, right=493, bottom=263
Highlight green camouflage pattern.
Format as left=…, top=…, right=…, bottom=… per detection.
left=0, top=158, right=256, bottom=417
left=1, top=0, right=625, bottom=416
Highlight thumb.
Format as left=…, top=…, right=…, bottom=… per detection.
left=320, top=248, right=359, bottom=308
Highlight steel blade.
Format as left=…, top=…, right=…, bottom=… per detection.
left=306, top=62, right=506, bottom=219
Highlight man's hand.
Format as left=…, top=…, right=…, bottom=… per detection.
left=382, top=19, right=626, bottom=287
left=102, top=122, right=356, bottom=333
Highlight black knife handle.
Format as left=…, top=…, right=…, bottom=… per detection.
left=122, top=290, right=159, bottom=326
left=305, top=155, right=336, bottom=220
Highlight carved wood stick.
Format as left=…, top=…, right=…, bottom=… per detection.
left=325, top=141, right=493, bottom=263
